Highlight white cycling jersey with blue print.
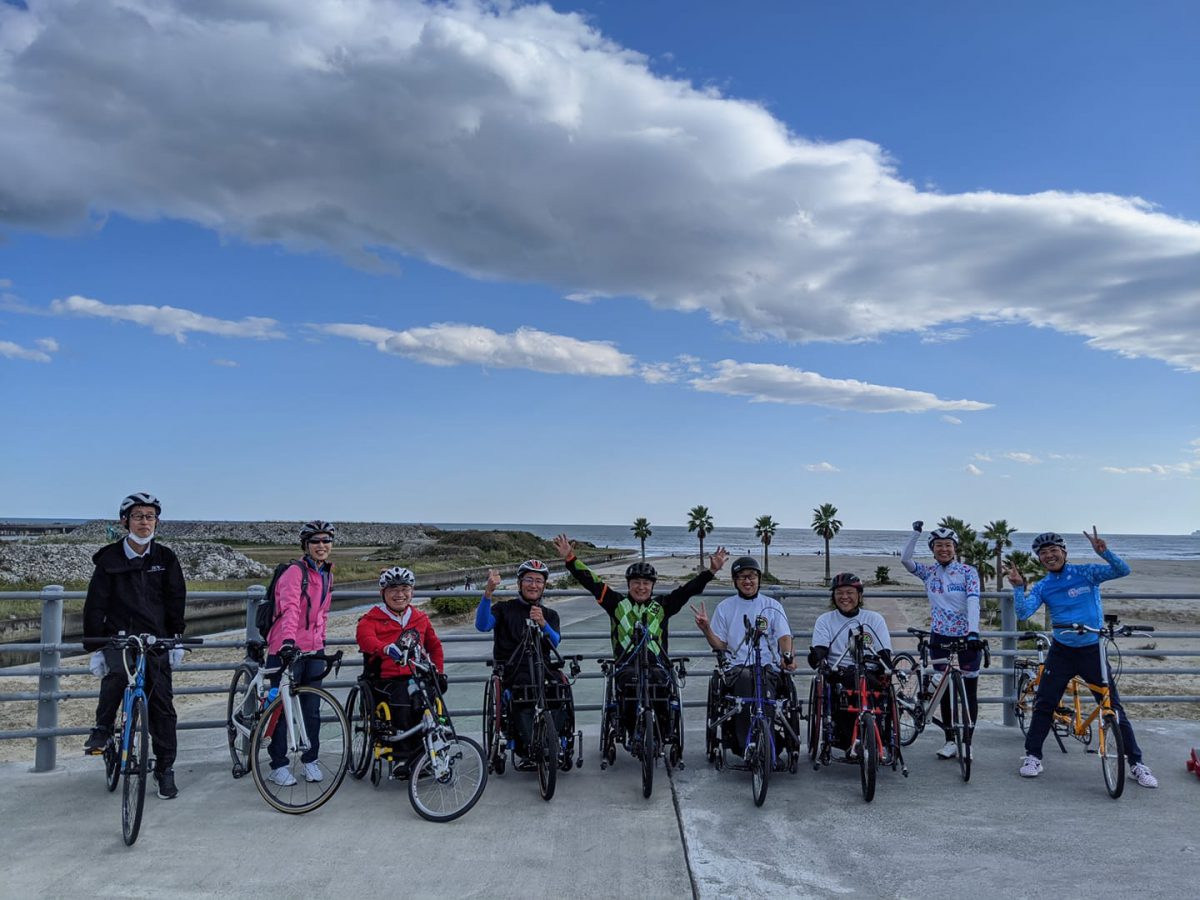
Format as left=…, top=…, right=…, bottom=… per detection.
left=1012, top=549, right=1130, bottom=647
left=901, top=531, right=981, bottom=635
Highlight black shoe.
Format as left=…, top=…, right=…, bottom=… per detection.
left=515, top=757, right=537, bottom=772
left=154, top=768, right=179, bottom=799
left=83, top=728, right=110, bottom=755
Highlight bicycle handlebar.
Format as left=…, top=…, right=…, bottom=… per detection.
left=107, top=634, right=204, bottom=651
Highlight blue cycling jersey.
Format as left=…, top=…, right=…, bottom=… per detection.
left=1012, top=549, right=1130, bottom=647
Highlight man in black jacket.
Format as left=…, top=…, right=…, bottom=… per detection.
left=82, top=492, right=187, bottom=799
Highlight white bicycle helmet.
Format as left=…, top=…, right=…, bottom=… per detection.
left=379, top=566, right=416, bottom=588
left=119, top=492, right=161, bottom=520
left=927, top=527, right=959, bottom=550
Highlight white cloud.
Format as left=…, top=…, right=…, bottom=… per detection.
left=212, top=358, right=239, bottom=368
left=0, top=338, right=52, bottom=362
left=318, top=322, right=634, bottom=376
left=920, top=329, right=970, bottom=344
left=965, top=463, right=983, bottom=476
left=1002, top=451, right=1041, bottom=464
left=34, top=337, right=58, bottom=352
left=941, top=415, right=962, bottom=425
left=49, top=296, right=284, bottom=342
left=2, top=2, right=1197, bottom=368
left=1101, top=440, right=1200, bottom=477
left=974, top=453, right=993, bottom=462
left=690, top=361, right=993, bottom=413
left=805, top=462, right=839, bottom=473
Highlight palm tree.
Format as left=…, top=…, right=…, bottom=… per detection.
left=810, top=503, right=842, bottom=586
left=686, top=505, right=714, bottom=567
left=937, top=516, right=976, bottom=562
left=631, top=517, right=652, bottom=561
left=754, top=514, right=778, bottom=574
left=962, top=538, right=995, bottom=586
left=983, top=519, right=1018, bottom=591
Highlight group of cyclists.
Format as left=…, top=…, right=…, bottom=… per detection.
left=81, top=492, right=1159, bottom=799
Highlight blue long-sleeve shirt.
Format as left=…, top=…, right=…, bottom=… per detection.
left=474, top=595, right=560, bottom=646
left=1012, top=549, right=1130, bottom=647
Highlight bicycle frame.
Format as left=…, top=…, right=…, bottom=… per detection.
left=710, top=620, right=794, bottom=771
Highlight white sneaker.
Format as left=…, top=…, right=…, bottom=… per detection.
left=303, top=761, right=323, bottom=783
left=1019, top=754, right=1043, bottom=778
left=268, top=766, right=297, bottom=786
left=1131, top=762, right=1158, bottom=788
left=936, top=741, right=958, bottom=759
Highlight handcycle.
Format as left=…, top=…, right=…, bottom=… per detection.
left=344, top=629, right=488, bottom=822
left=597, top=617, right=689, bottom=798
left=100, top=632, right=203, bottom=846
left=1028, top=615, right=1154, bottom=798
left=704, top=615, right=802, bottom=807
left=225, top=640, right=351, bottom=814
left=807, top=625, right=906, bottom=802
left=891, top=627, right=990, bottom=782
left=482, top=619, right=582, bottom=801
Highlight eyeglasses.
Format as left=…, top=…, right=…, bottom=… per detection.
left=308, top=537, right=334, bottom=545
left=736, top=572, right=759, bottom=580
left=519, top=577, right=545, bottom=585
left=129, top=513, right=158, bottom=522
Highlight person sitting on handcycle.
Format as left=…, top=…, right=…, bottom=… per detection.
left=475, top=559, right=571, bottom=770
left=554, top=533, right=728, bottom=738
left=355, top=566, right=446, bottom=758
left=807, top=572, right=893, bottom=753
left=693, top=556, right=797, bottom=755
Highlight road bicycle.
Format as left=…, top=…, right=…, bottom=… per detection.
left=344, top=629, right=488, bottom=822
left=101, top=632, right=202, bottom=846
left=597, top=617, right=689, bottom=798
left=807, top=625, right=906, bottom=802
left=705, top=615, right=801, bottom=807
left=891, top=627, right=990, bottom=782
left=226, top=640, right=350, bottom=814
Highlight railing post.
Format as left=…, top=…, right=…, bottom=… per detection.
left=1001, top=592, right=1016, bottom=726
left=246, top=585, right=266, bottom=642
left=34, top=585, right=64, bottom=772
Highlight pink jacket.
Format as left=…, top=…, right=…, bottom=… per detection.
left=267, top=558, right=332, bottom=654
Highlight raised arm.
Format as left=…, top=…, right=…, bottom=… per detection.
left=474, top=569, right=502, bottom=632
left=900, top=521, right=922, bottom=574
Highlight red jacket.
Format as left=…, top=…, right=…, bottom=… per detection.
left=356, top=603, right=444, bottom=677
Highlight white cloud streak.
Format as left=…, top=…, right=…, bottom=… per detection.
left=49, top=296, right=284, bottom=342
left=941, top=415, right=962, bottom=425
left=691, top=361, right=992, bottom=413
left=0, top=338, right=53, bottom=362
left=965, top=463, right=983, bottom=476
left=1002, top=451, right=1041, bottom=464
left=318, top=322, right=634, bottom=376
left=805, top=462, right=839, bottom=473
left=1101, top=440, right=1200, bottom=477
left=1, top=2, right=1197, bottom=369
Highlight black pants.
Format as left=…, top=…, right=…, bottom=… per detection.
left=95, top=647, right=176, bottom=774
left=615, top=663, right=673, bottom=736
left=507, top=669, right=571, bottom=758
left=267, top=654, right=326, bottom=769
left=719, top=666, right=788, bottom=757
left=370, top=677, right=422, bottom=757
left=930, top=633, right=981, bottom=740
left=829, top=666, right=891, bottom=749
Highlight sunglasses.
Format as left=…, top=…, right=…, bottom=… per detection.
left=308, top=537, right=334, bottom=545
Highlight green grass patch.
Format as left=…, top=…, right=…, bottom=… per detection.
left=428, top=595, right=478, bottom=616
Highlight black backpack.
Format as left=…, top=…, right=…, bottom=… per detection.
left=255, top=560, right=310, bottom=639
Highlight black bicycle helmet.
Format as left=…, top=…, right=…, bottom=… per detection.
left=730, top=556, right=761, bottom=577
left=1031, top=532, right=1067, bottom=554
left=119, top=492, right=161, bottom=521
left=625, top=561, right=657, bottom=582
left=299, top=520, right=336, bottom=549
left=831, top=572, right=864, bottom=594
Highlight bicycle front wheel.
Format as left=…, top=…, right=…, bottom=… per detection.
left=121, top=695, right=149, bottom=846
left=227, top=664, right=258, bottom=779
left=408, top=734, right=488, bottom=822
left=807, top=676, right=824, bottom=766
left=891, top=653, right=922, bottom=746
left=534, top=714, right=557, bottom=802
left=1100, top=714, right=1126, bottom=799
left=641, top=707, right=656, bottom=799
left=250, top=686, right=351, bottom=814
left=750, top=718, right=770, bottom=807
left=345, top=685, right=371, bottom=780
left=951, top=673, right=970, bottom=782
left=859, top=712, right=877, bottom=803
left=1014, top=671, right=1033, bottom=736
left=103, top=732, right=120, bottom=792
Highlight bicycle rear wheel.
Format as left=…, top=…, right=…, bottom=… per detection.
left=346, top=684, right=372, bottom=780
left=641, top=707, right=656, bottom=798
left=1014, top=671, right=1033, bottom=736
left=1100, top=713, right=1126, bottom=799
left=250, top=686, right=351, bottom=814
left=951, top=673, right=970, bottom=782
left=408, top=734, right=488, bottom=822
left=103, top=732, right=120, bottom=792
left=121, top=695, right=149, bottom=846
left=226, top=664, right=258, bottom=779
left=534, top=714, right=556, bottom=802
left=750, top=718, right=770, bottom=807
left=807, top=675, right=824, bottom=767
left=890, top=653, right=922, bottom=746
left=859, top=711, right=877, bottom=803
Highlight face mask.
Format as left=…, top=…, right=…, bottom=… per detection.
left=127, top=532, right=154, bottom=548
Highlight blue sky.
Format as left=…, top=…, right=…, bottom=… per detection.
left=1, top=0, right=1197, bottom=534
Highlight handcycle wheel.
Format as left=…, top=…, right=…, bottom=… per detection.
left=534, top=714, right=557, bottom=802
left=599, top=673, right=617, bottom=768
left=859, top=711, right=877, bottom=803
left=890, top=652, right=922, bottom=746
left=482, top=677, right=503, bottom=775
left=669, top=701, right=684, bottom=769
left=807, top=674, right=825, bottom=768
left=1014, top=671, right=1033, bottom=736
left=705, top=674, right=722, bottom=763
left=750, top=718, right=770, bottom=807
left=346, top=684, right=372, bottom=780
left=250, top=685, right=351, bottom=814
left=408, top=734, right=488, bottom=822
left=121, top=695, right=149, bottom=846
left=640, top=707, right=656, bottom=799
left=1099, top=713, right=1126, bottom=799
left=103, top=733, right=120, bottom=792
left=951, top=673, right=970, bottom=782
left=227, top=663, right=258, bottom=779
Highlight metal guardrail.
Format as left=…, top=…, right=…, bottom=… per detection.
left=3, top=584, right=1198, bottom=772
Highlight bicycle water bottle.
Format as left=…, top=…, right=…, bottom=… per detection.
left=266, top=687, right=279, bottom=705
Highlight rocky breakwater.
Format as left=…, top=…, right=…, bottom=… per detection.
left=0, top=541, right=271, bottom=585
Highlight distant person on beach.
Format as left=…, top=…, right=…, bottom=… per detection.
left=261, top=520, right=336, bottom=787
left=356, top=566, right=445, bottom=761
left=807, top=572, right=893, bottom=753
left=692, top=556, right=796, bottom=755
left=474, top=559, right=570, bottom=769
left=553, top=533, right=727, bottom=732
left=82, top=492, right=186, bottom=799
left=901, top=521, right=983, bottom=760
left=1005, top=529, right=1158, bottom=788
